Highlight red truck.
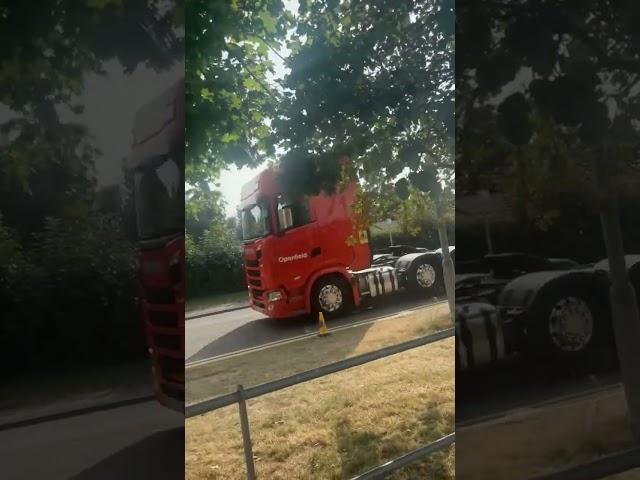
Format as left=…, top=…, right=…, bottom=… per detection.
left=239, top=166, right=451, bottom=319
left=127, top=79, right=185, bottom=411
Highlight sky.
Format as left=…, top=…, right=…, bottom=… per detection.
left=0, top=59, right=183, bottom=192
left=68, top=60, right=183, bottom=188
left=217, top=164, right=265, bottom=216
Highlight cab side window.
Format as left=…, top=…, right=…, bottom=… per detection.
left=277, top=195, right=311, bottom=231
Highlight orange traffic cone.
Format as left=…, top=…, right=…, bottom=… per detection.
left=318, top=312, right=329, bottom=337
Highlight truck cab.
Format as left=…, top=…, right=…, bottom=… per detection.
left=239, top=167, right=449, bottom=319
left=127, top=79, right=185, bottom=411
left=239, top=167, right=372, bottom=318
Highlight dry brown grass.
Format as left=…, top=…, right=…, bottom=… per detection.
left=605, top=469, right=640, bottom=479
left=457, top=386, right=636, bottom=480
left=185, top=304, right=454, bottom=480
left=187, top=303, right=450, bottom=404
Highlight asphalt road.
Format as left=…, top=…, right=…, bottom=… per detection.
left=186, top=292, right=442, bottom=363
left=0, top=401, right=183, bottom=480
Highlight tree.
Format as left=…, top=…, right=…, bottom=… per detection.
left=185, top=0, right=291, bottom=184
left=0, top=1, right=183, bottom=231
left=185, top=182, right=227, bottom=239
left=274, top=0, right=454, bottom=200
left=457, top=1, right=640, bottom=179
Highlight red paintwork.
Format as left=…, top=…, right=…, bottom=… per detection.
left=241, top=166, right=371, bottom=319
left=130, top=78, right=185, bottom=411
left=138, top=236, right=184, bottom=410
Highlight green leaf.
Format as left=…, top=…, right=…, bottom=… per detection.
left=257, top=41, right=269, bottom=56
left=200, top=87, right=214, bottom=102
left=255, top=125, right=270, bottom=138
left=243, top=77, right=261, bottom=91
left=259, top=10, right=277, bottom=34
left=229, top=95, right=242, bottom=109
left=221, top=133, right=240, bottom=144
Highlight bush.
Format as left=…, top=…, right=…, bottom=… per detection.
left=185, top=224, right=245, bottom=298
left=0, top=214, right=144, bottom=378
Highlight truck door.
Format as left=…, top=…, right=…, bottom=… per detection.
left=273, top=195, right=319, bottom=295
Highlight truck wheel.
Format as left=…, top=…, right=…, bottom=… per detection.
left=312, top=275, right=353, bottom=318
left=407, top=258, right=442, bottom=296
left=525, top=284, right=611, bottom=367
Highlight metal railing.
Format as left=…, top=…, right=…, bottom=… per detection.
left=186, top=327, right=456, bottom=479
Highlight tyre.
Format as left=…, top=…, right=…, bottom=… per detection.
left=407, top=257, right=443, bottom=296
left=311, top=274, right=353, bottom=318
left=524, top=282, right=612, bottom=367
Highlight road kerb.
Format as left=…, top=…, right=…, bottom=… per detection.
left=0, top=394, right=156, bottom=432
left=186, top=303, right=250, bottom=320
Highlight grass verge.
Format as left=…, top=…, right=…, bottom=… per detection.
left=186, top=338, right=454, bottom=479
left=605, top=468, right=640, bottom=479
left=456, top=385, right=637, bottom=480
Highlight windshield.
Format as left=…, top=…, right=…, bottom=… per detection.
left=134, top=155, right=184, bottom=240
left=241, top=201, right=271, bottom=241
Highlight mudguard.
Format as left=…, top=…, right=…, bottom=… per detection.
left=395, top=251, right=441, bottom=271
left=395, top=251, right=442, bottom=287
left=593, top=255, right=640, bottom=275
left=498, top=269, right=605, bottom=311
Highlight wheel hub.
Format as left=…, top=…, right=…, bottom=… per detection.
left=318, top=284, right=343, bottom=312
left=548, top=297, right=594, bottom=352
left=416, top=264, right=436, bottom=288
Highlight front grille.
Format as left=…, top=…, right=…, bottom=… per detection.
left=154, top=333, right=181, bottom=351
left=246, top=259, right=259, bottom=268
left=148, top=310, right=178, bottom=328
left=145, top=287, right=175, bottom=305
left=252, top=288, right=264, bottom=299
left=254, top=300, right=265, bottom=309
left=246, top=268, right=260, bottom=277
left=249, top=278, right=262, bottom=287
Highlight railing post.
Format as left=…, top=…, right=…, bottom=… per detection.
left=593, top=143, right=640, bottom=441
left=238, top=384, right=257, bottom=480
left=437, top=222, right=455, bottom=322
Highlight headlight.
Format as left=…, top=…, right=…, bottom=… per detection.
left=268, top=291, right=283, bottom=302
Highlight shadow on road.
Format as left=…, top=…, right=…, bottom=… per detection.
left=71, top=427, right=185, bottom=480
left=188, top=293, right=439, bottom=363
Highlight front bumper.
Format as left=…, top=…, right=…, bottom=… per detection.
left=249, top=290, right=306, bottom=319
